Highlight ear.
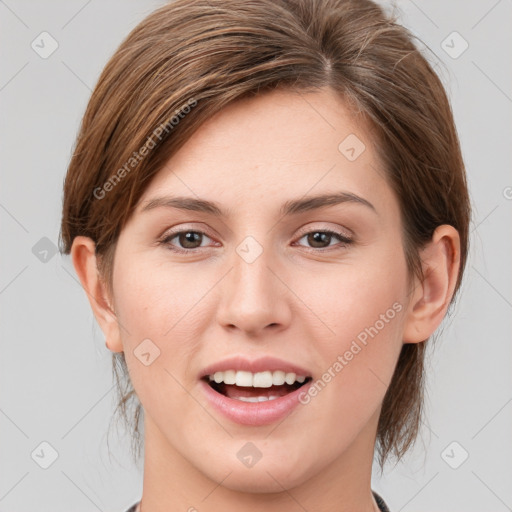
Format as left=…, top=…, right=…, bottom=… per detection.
left=70, top=236, right=123, bottom=353
left=402, top=225, right=461, bottom=344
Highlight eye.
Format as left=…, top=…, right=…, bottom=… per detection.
left=294, top=229, right=353, bottom=250
left=159, top=227, right=353, bottom=254
left=160, top=230, right=215, bottom=253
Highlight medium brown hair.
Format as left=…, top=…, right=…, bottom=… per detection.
left=60, top=0, right=471, bottom=468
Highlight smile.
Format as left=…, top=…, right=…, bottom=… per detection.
left=199, top=359, right=313, bottom=425
left=205, top=370, right=310, bottom=402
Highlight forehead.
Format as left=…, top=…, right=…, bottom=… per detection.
left=137, top=87, right=395, bottom=219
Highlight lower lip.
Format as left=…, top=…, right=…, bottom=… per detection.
left=199, top=379, right=312, bottom=426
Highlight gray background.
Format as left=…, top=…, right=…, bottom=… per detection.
left=1, top=1, right=511, bottom=511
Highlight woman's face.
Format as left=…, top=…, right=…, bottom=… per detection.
left=110, top=87, right=411, bottom=492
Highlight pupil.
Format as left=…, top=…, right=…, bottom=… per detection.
left=181, top=231, right=201, bottom=248
left=309, top=232, right=330, bottom=248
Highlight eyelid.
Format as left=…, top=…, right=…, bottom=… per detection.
left=159, top=223, right=352, bottom=240
left=294, top=223, right=353, bottom=240
left=158, top=222, right=216, bottom=240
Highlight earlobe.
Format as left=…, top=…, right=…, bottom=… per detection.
left=70, top=236, right=124, bottom=353
left=402, top=225, right=461, bottom=344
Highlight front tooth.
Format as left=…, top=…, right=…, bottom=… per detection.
left=223, top=369, right=236, bottom=385
left=235, top=370, right=253, bottom=387
left=272, top=370, right=286, bottom=385
left=210, top=369, right=307, bottom=385
left=253, top=371, right=273, bottom=388
left=284, top=372, right=296, bottom=385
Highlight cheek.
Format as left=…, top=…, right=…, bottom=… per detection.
left=110, top=261, right=199, bottom=422
left=111, top=254, right=213, bottom=399
left=299, top=243, right=407, bottom=344
left=295, top=245, right=407, bottom=417
left=112, top=253, right=199, bottom=338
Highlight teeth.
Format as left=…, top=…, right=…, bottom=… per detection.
left=272, top=370, right=286, bottom=385
left=223, top=369, right=236, bottom=385
left=284, top=372, right=296, bottom=385
left=207, top=370, right=308, bottom=387
left=253, top=371, right=273, bottom=388
left=235, top=370, right=253, bottom=387
left=236, top=395, right=280, bottom=402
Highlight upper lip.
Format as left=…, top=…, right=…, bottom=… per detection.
left=199, top=356, right=312, bottom=379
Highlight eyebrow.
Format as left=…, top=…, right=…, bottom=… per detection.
left=139, top=191, right=377, bottom=217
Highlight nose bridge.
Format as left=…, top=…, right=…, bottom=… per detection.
left=216, top=234, right=290, bottom=335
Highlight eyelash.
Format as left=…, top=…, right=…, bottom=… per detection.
left=158, top=228, right=353, bottom=254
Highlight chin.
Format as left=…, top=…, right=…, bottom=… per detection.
left=196, top=449, right=316, bottom=494
left=216, top=468, right=308, bottom=494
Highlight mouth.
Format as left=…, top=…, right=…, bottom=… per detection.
left=198, top=357, right=314, bottom=425
left=202, top=370, right=313, bottom=402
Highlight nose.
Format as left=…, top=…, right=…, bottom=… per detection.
left=216, top=242, right=292, bottom=337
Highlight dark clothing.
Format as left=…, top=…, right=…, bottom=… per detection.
left=125, top=490, right=391, bottom=511
left=373, top=490, right=391, bottom=512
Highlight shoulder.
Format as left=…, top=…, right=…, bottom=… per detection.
left=124, top=496, right=388, bottom=512
left=124, top=502, right=140, bottom=512
left=373, top=490, right=391, bottom=512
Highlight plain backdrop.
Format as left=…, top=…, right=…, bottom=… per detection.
left=0, top=1, right=511, bottom=511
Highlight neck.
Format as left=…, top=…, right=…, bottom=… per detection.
left=139, top=409, right=381, bottom=512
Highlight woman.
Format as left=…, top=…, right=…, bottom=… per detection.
left=59, top=0, right=471, bottom=510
